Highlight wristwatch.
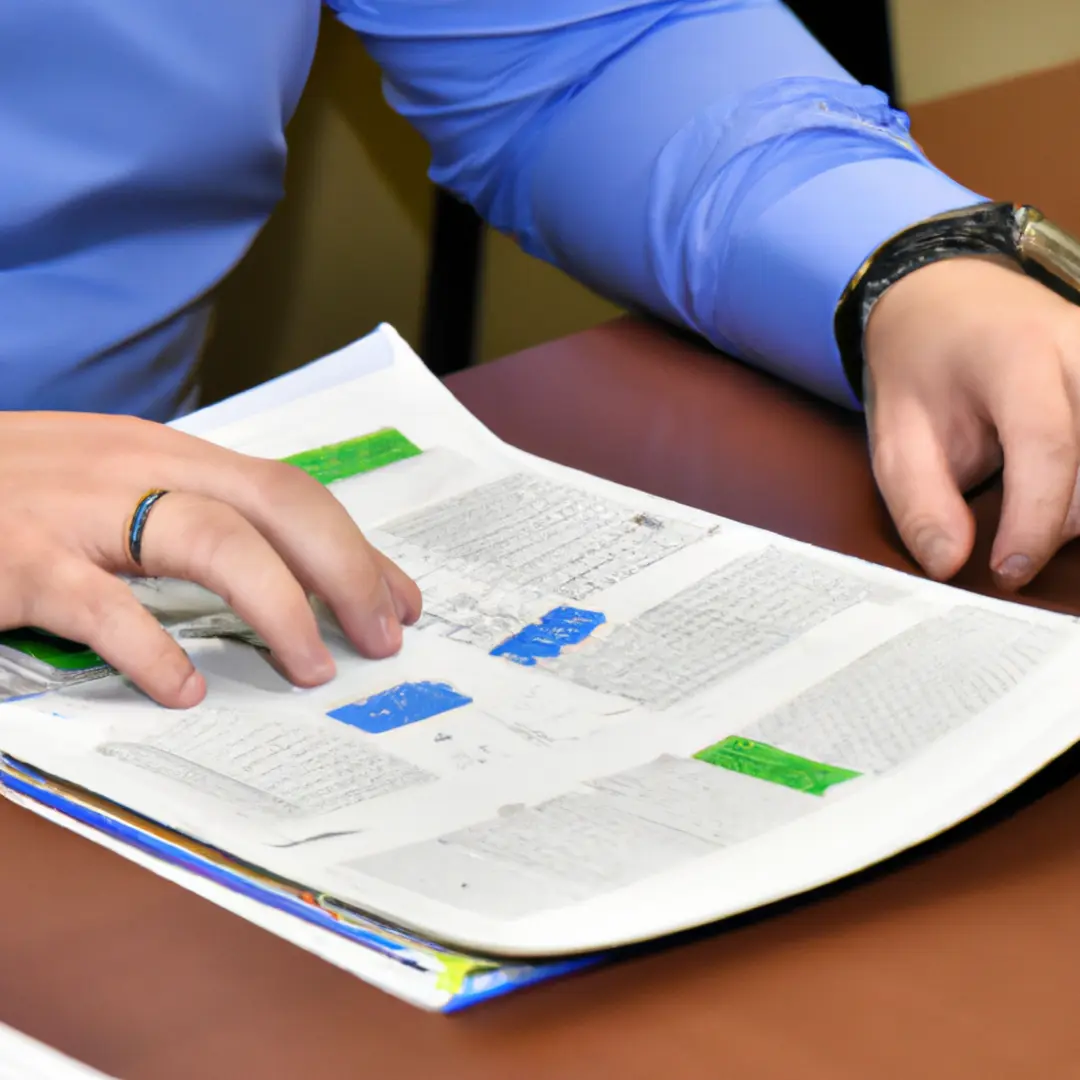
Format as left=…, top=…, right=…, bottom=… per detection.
left=834, top=201, right=1080, bottom=402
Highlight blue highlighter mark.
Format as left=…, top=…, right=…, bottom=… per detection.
left=490, top=606, right=606, bottom=667
left=329, top=681, right=472, bottom=734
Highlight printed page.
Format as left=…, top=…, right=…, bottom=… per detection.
left=0, top=1024, right=115, bottom=1080
left=2, top=325, right=1080, bottom=958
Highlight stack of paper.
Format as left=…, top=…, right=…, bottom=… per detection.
left=1, top=325, right=1078, bottom=1012
left=0, top=629, right=109, bottom=696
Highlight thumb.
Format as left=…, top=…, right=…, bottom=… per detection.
left=869, top=401, right=976, bottom=580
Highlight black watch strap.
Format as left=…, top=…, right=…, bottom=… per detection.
left=835, top=200, right=1080, bottom=405
left=834, top=202, right=1027, bottom=403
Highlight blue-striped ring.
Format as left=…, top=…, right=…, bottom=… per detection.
left=127, top=490, right=170, bottom=567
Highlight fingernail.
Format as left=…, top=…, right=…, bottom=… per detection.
left=378, top=613, right=403, bottom=653
left=178, top=669, right=205, bottom=706
left=307, top=648, right=336, bottom=682
left=267, top=649, right=335, bottom=686
left=994, top=553, right=1032, bottom=587
left=916, top=531, right=955, bottom=578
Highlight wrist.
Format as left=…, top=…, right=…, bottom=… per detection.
left=835, top=203, right=1080, bottom=403
left=862, top=255, right=1021, bottom=366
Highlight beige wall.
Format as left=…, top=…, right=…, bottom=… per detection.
left=891, top=0, right=1080, bottom=105
left=200, top=19, right=434, bottom=401
left=201, top=13, right=619, bottom=400
left=202, top=3, right=1080, bottom=399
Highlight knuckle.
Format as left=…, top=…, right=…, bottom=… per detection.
left=117, top=414, right=161, bottom=440
left=177, top=503, right=250, bottom=582
left=248, top=458, right=326, bottom=512
left=97, top=416, right=165, bottom=463
left=168, top=499, right=297, bottom=615
left=99, top=412, right=148, bottom=441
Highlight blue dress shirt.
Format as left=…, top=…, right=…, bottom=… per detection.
left=0, top=1, right=981, bottom=418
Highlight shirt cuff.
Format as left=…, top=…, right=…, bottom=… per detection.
left=714, top=158, right=985, bottom=408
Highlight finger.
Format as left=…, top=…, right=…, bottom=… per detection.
left=870, top=401, right=976, bottom=580
left=129, top=491, right=339, bottom=686
left=89, top=429, right=413, bottom=657
left=372, top=547, right=423, bottom=626
left=25, top=557, right=205, bottom=709
left=989, top=374, right=1078, bottom=590
left=221, top=462, right=408, bottom=658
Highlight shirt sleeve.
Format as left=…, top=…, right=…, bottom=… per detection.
left=328, top=0, right=984, bottom=408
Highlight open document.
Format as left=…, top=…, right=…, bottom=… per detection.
left=1, top=325, right=1079, bottom=1010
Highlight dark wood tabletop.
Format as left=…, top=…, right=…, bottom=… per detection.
left=6, top=59, right=1080, bottom=1080
left=4, top=315, right=1080, bottom=1080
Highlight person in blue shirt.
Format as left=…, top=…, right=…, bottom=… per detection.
left=4, top=1, right=1079, bottom=707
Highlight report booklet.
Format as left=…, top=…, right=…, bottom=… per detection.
left=1, top=325, right=1077, bottom=1011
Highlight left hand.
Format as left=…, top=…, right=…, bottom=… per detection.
left=862, top=255, right=1080, bottom=590
left=0, top=412, right=423, bottom=708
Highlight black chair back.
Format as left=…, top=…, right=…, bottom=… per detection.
left=421, top=1, right=897, bottom=376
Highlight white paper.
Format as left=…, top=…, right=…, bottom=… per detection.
left=2, top=324, right=1080, bottom=959
left=168, top=326, right=396, bottom=436
left=0, top=1023, right=115, bottom=1080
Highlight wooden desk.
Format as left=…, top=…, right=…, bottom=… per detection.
left=6, top=62, right=1080, bottom=1080
left=4, top=317, right=1080, bottom=1079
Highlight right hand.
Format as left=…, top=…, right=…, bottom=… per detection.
left=0, top=412, right=422, bottom=708
left=863, top=257, right=1080, bottom=590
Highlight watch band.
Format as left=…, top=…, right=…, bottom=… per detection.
left=834, top=202, right=1080, bottom=403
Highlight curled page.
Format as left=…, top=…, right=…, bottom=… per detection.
left=2, top=324, right=1079, bottom=969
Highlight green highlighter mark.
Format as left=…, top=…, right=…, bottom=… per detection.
left=0, top=628, right=105, bottom=672
left=695, top=735, right=859, bottom=797
left=283, top=428, right=421, bottom=485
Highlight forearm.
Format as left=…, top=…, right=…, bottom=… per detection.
left=521, top=4, right=983, bottom=405
left=340, top=0, right=983, bottom=407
